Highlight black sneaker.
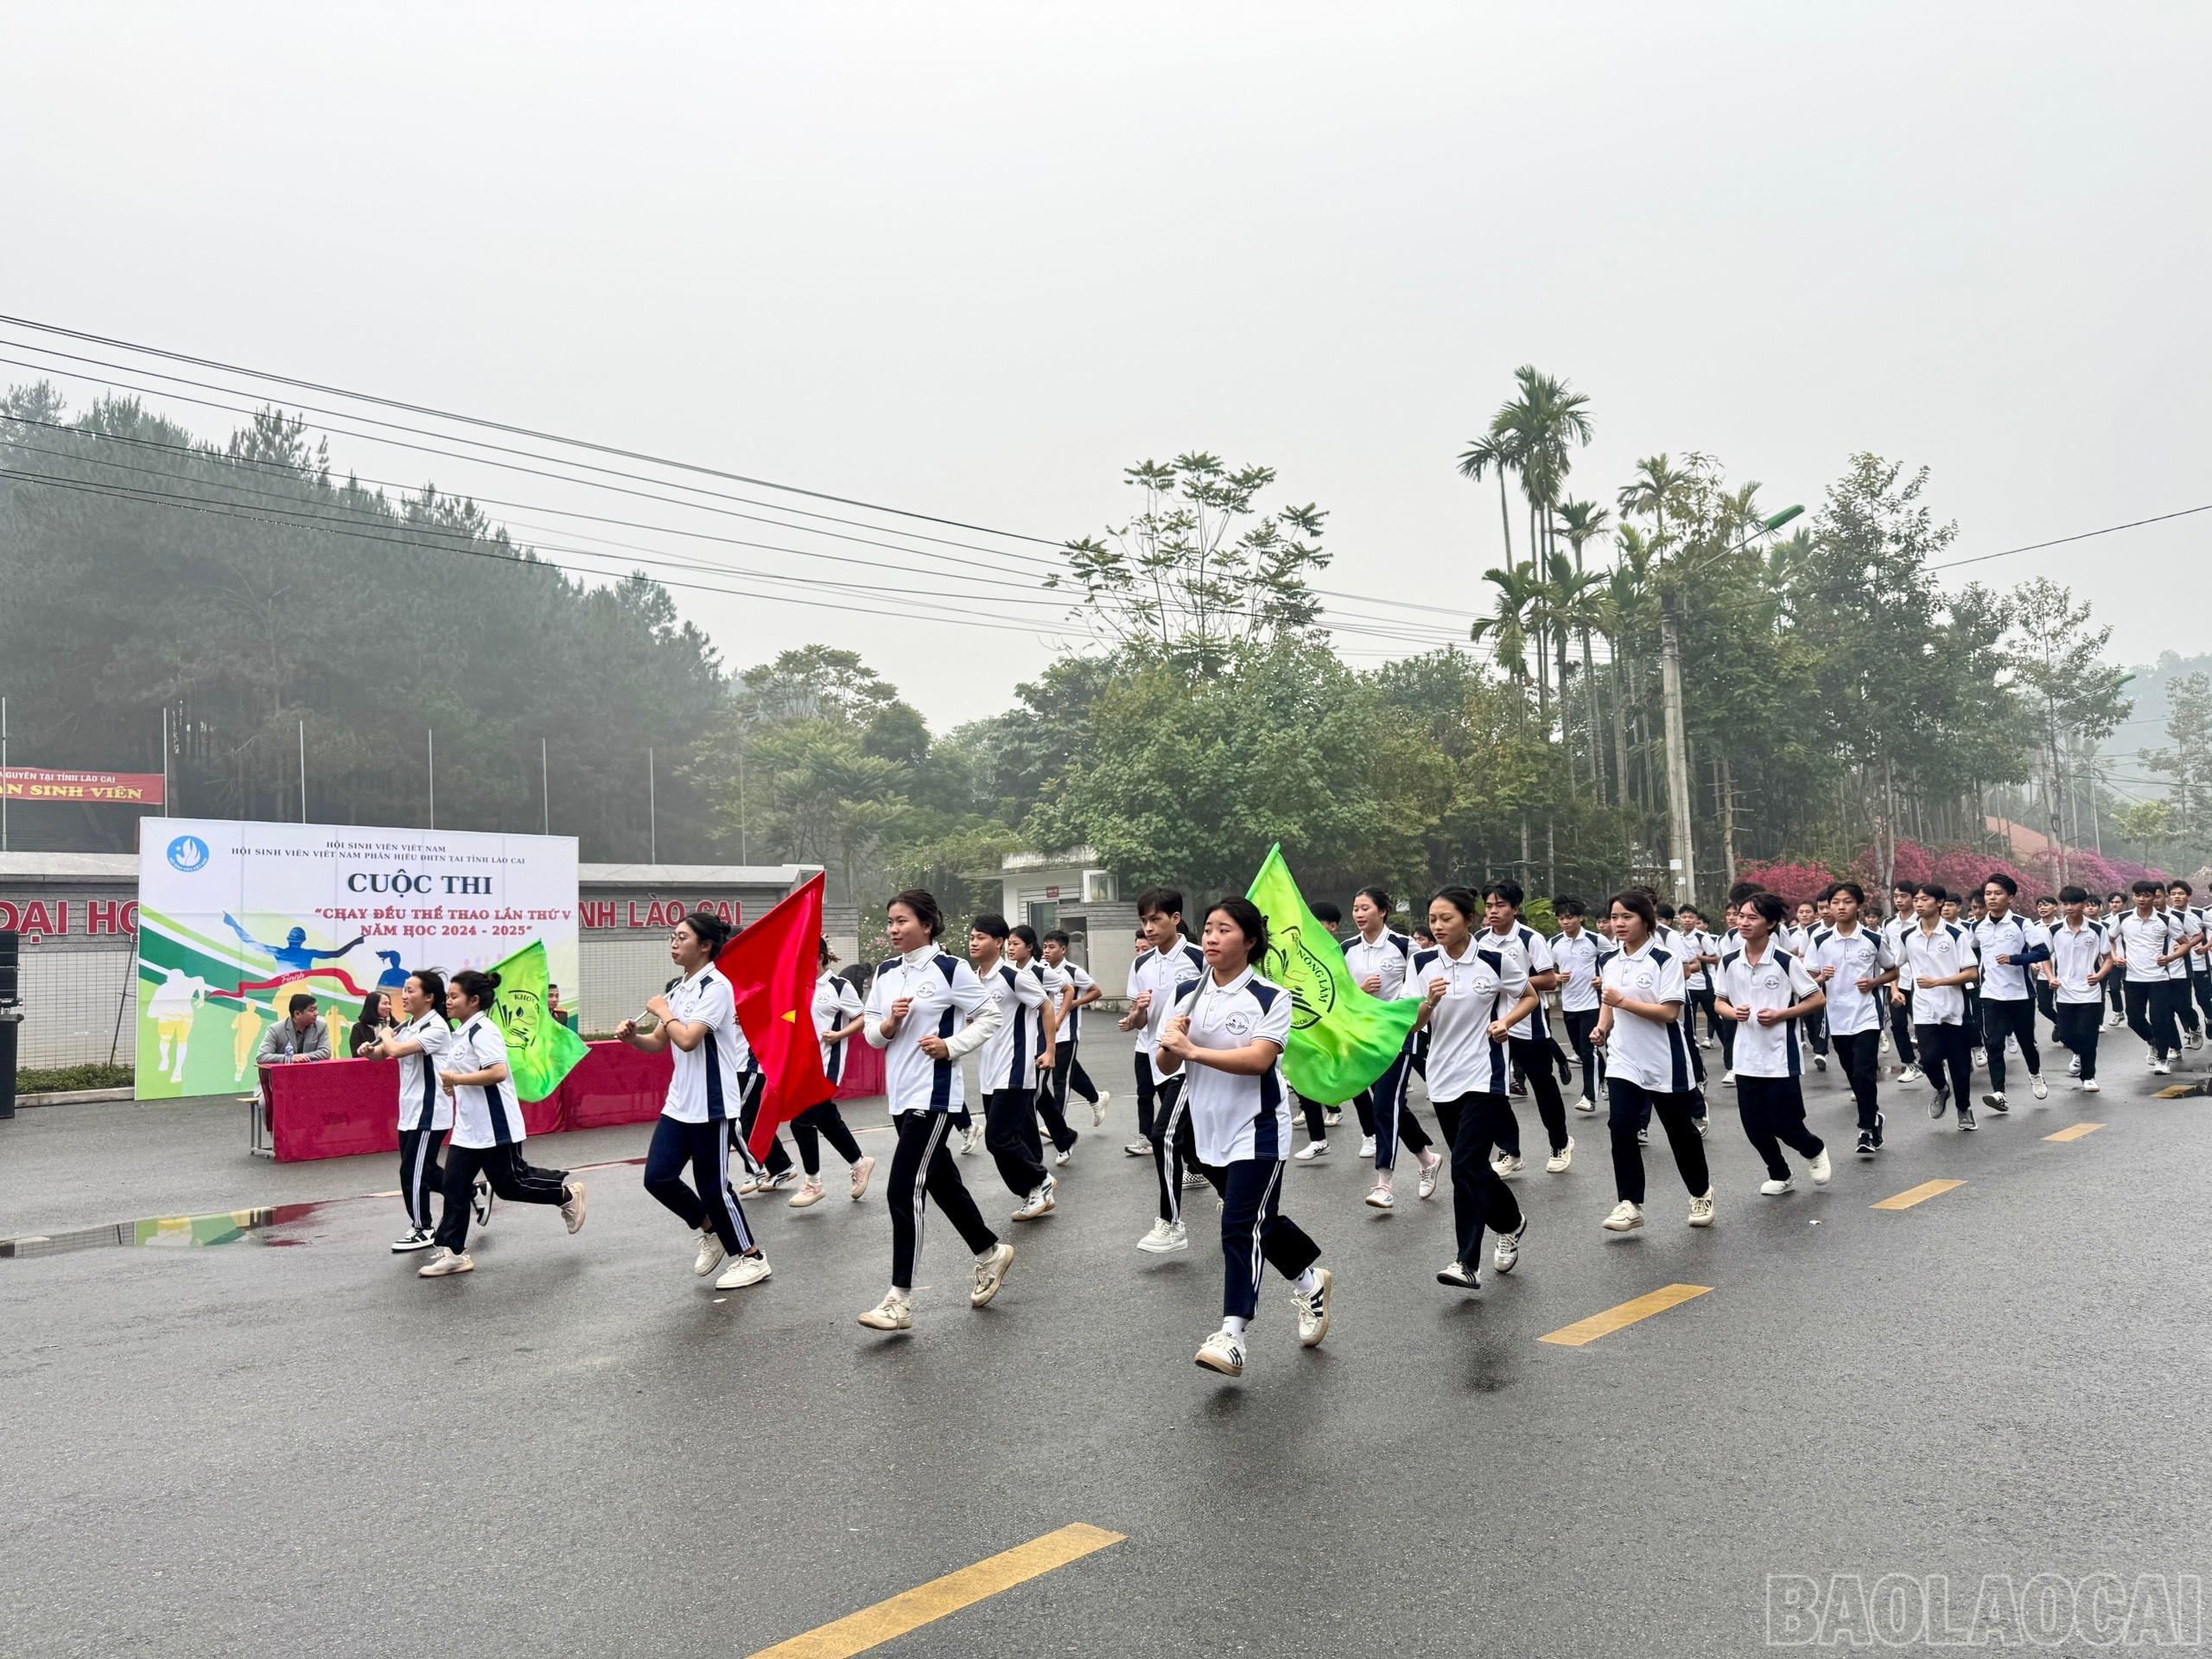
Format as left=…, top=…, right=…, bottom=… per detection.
left=1959, top=1104, right=1977, bottom=1131
left=1854, top=1130, right=1876, bottom=1156
left=1872, top=1109, right=1885, bottom=1148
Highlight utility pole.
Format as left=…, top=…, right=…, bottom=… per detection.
left=1719, top=758, right=1738, bottom=889
left=647, top=747, right=658, bottom=865
left=298, top=720, right=308, bottom=823
left=738, top=752, right=749, bottom=864
left=161, top=705, right=169, bottom=823
left=541, top=738, right=550, bottom=836
left=1659, top=600, right=1696, bottom=906
left=2, top=695, right=9, bottom=852
left=427, top=728, right=435, bottom=829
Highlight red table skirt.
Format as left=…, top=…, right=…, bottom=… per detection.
left=265, top=1039, right=887, bottom=1161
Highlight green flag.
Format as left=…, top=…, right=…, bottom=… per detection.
left=1247, top=844, right=1421, bottom=1105
left=487, top=939, right=590, bottom=1103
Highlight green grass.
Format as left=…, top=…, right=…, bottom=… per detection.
left=15, top=1063, right=135, bottom=1094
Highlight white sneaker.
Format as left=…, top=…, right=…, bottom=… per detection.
left=857, top=1290, right=912, bottom=1331
left=1294, top=1139, right=1329, bottom=1162
left=2106, top=1011, right=2124, bottom=1028
left=416, top=1247, right=473, bottom=1277
left=559, top=1180, right=588, bottom=1235
left=1812, top=1053, right=1827, bottom=1072
left=391, top=1228, right=435, bottom=1254
left=693, top=1230, right=726, bottom=1277
left=1436, top=1259, right=1480, bottom=1289
left=2152, top=1058, right=2172, bottom=1076
left=788, top=1179, right=827, bottom=1209
left=1493, top=1215, right=1528, bottom=1274
left=1759, top=1177, right=1794, bottom=1197
left=959, top=1124, right=982, bottom=1154
left=1124, top=1139, right=1153, bottom=1157
left=2083, top=1078, right=2101, bottom=1093
left=1136, top=1219, right=1188, bottom=1254
left=970, top=1241, right=1014, bottom=1306
left=1694, top=1116, right=1710, bottom=1140
left=715, top=1252, right=772, bottom=1290
left=849, top=1154, right=876, bottom=1199
left=1012, top=1185, right=1055, bottom=1222
left=1897, top=1065, right=1923, bottom=1085
left=1364, top=1183, right=1395, bottom=1210
left=1545, top=1137, right=1573, bottom=1174
left=1722, top=1069, right=1736, bottom=1086
left=1323, top=1108, right=1343, bottom=1127
left=1357, top=1135, right=1377, bottom=1158
left=1688, top=1191, right=1715, bottom=1228
left=1054, top=1143, right=1074, bottom=1168
left=1492, top=1154, right=1524, bottom=1178
left=2031, top=1077, right=2048, bottom=1101
left=1196, top=1329, right=1245, bottom=1376
left=1573, top=1096, right=1597, bottom=1113
left=736, top=1172, right=769, bottom=1197
left=1808, top=1148, right=1832, bottom=1186
left=1092, top=1090, right=1111, bottom=1128
left=1699, top=1035, right=1714, bottom=1050
left=2068, top=1056, right=2081, bottom=1076
left=1417, top=1149, right=1442, bottom=1200
left=1982, top=1092, right=2008, bottom=1112
left=1601, top=1199, right=1644, bottom=1232
left=1292, top=1268, right=1332, bottom=1347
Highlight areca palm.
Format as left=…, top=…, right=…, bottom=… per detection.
left=1471, top=564, right=1541, bottom=711
left=1537, top=549, right=1608, bottom=791
left=1554, top=499, right=1613, bottom=791
left=1456, top=431, right=1520, bottom=571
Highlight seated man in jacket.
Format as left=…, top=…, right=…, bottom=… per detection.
left=257, top=993, right=333, bottom=1065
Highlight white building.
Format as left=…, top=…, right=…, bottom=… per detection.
left=998, top=849, right=1137, bottom=1003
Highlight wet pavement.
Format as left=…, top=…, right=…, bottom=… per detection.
left=5, top=1027, right=2209, bottom=1656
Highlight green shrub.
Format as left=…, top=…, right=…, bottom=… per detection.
left=15, top=1063, right=135, bottom=1094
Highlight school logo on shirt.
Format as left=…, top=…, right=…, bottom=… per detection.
left=1224, top=1010, right=1254, bottom=1038
left=1262, top=924, right=1335, bottom=1030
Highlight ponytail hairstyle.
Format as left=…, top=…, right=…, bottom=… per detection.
left=450, top=968, right=502, bottom=1013
left=1008, top=923, right=1042, bottom=953
left=1430, top=886, right=1481, bottom=924
left=681, top=909, right=733, bottom=955
left=1206, top=896, right=1269, bottom=966
left=888, top=887, right=944, bottom=940
left=1606, top=890, right=1659, bottom=936
left=1357, top=885, right=1393, bottom=913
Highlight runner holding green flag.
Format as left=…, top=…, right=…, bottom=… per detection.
left=1246, top=845, right=1421, bottom=1105
left=487, top=938, right=591, bottom=1103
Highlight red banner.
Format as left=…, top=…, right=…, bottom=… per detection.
left=0, top=766, right=166, bottom=804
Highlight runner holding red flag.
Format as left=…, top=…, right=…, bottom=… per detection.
left=732, top=872, right=839, bottom=1164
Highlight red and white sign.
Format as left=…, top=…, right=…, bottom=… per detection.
left=0, top=766, right=166, bottom=804
left=580, top=896, right=745, bottom=931
left=0, top=899, right=138, bottom=938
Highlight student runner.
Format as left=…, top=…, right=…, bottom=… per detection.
left=855, top=889, right=1013, bottom=1332
left=2031, top=895, right=2063, bottom=1033
left=1973, top=874, right=2050, bottom=1111
left=1039, top=930, right=1110, bottom=1135
left=968, top=914, right=1058, bottom=1223
left=416, top=969, right=587, bottom=1277
left=359, top=969, right=452, bottom=1252
left=1005, top=925, right=1078, bottom=1168
left=786, top=943, right=875, bottom=1209
left=1677, top=905, right=1719, bottom=1051
left=1883, top=884, right=1924, bottom=1081
left=1550, top=897, right=1611, bottom=1114
left=1805, top=883, right=1896, bottom=1155
left=1341, top=885, right=1443, bottom=1208
left=2115, top=881, right=2186, bottom=1076
left=615, top=911, right=773, bottom=1289
left=1791, top=899, right=1830, bottom=1071
left=2044, top=887, right=2110, bottom=1093
left=1900, top=884, right=1980, bottom=1126
left=2164, top=883, right=2205, bottom=1052
left=1590, top=891, right=1714, bottom=1233
left=1128, top=889, right=1209, bottom=1252
left=2103, top=894, right=2131, bottom=1027
left=1941, top=893, right=1986, bottom=1071
left=1407, top=887, right=1541, bottom=1291
left=1479, top=880, right=1574, bottom=1176
left=1714, top=893, right=1831, bottom=1196
left=1154, top=897, right=1332, bottom=1378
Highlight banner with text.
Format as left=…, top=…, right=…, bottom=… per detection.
left=132, top=817, right=579, bottom=1101
left=2, top=766, right=166, bottom=804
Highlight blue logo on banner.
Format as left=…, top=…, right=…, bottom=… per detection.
left=166, top=835, right=210, bottom=873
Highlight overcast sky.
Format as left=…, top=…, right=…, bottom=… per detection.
left=6, top=3, right=2207, bottom=736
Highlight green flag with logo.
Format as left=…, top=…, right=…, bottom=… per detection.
left=488, top=938, right=590, bottom=1103
left=1246, top=844, right=1421, bottom=1105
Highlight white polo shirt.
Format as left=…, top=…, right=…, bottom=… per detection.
left=1806, top=922, right=1893, bottom=1037
left=1551, top=928, right=1606, bottom=1014
left=1040, top=958, right=1095, bottom=1042
left=812, top=971, right=863, bottom=1084
left=1407, top=939, right=1511, bottom=1100
left=1344, top=928, right=1415, bottom=1001
left=661, top=963, right=750, bottom=1125
left=395, top=1011, right=454, bottom=1132
left=976, top=957, right=1050, bottom=1094
left=1972, top=912, right=2050, bottom=1002
left=1597, top=938, right=1691, bottom=1094
left=1716, top=942, right=1821, bottom=1079
left=448, top=1013, right=524, bottom=1149
left=1678, top=928, right=1713, bottom=991
left=1481, top=922, right=1555, bottom=1040
left=1883, top=916, right=1917, bottom=992
left=1130, top=939, right=1206, bottom=1056
left=2115, top=912, right=2177, bottom=983
left=1160, top=966, right=1294, bottom=1165
left=2164, top=906, right=2204, bottom=982
left=2047, top=918, right=2109, bottom=1005
left=864, top=946, right=1000, bottom=1115
left=1902, top=921, right=1977, bottom=1025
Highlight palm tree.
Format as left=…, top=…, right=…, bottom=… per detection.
left=1471, top=564, right=1541, bottom=709
left=1554, top=499, right=1613, bottom=795
left=1496, top=368, right=1595, bottom=570
left=1616, top=453, right=1690, bottom=546
left=1456, top=432, right=1519, bottom=573
left=1537, top=550, right=1608, bottom=794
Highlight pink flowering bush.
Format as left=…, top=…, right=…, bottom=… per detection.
left=1737, top=860, right=1839, bottom=907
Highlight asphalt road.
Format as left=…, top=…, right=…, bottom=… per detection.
left=5, top=1022, right=2210, bottom=1657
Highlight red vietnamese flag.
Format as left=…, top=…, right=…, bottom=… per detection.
left=722, top=871, right=836, bottom=1160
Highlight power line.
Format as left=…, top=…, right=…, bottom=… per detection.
left=1929, top=503, right=2212, bottom=570
left=0, top=315, right=1067, bottom=546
